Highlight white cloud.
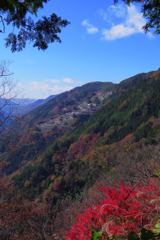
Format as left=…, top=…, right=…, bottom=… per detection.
left=99, top=4, right=127, bottom=22
left=110, top=4, right=127, bottom=18
left=17, top=77, right=78, bottom=99
left=62, top=77, right=75, bottom=84
left=102, top=4, right=145, bottom=40
left=82, top=19, right=99, bottom=34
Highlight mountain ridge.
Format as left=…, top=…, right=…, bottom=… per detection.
left=1, top=70, right=160, bottom=202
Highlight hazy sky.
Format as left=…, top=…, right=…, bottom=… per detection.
left=1, top=0, right=160, bottom=99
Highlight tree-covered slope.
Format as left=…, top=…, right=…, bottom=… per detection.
left=0, top=81, right=115, bottom=174
left=79, top=70, right=160, bottom=144
left=5, top=70, right=160, bottom=203
left=1, top=70, right=160, bottom=240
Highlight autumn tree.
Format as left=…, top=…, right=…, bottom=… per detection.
left=0, top=0, right=69, bottom=52
left=65, top=181, right=160, bottom=240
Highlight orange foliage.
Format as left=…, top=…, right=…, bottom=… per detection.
left=69, top=134, right=98, bottom=158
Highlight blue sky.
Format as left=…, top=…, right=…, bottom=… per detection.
left=1, top=0, right=160, bottom=98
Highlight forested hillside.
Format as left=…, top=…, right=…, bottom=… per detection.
left=1, top=70, right=160, bottom=239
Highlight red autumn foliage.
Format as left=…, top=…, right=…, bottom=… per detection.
left=65, top=180, right=160, bottom=240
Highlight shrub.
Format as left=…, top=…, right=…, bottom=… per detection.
left=65, top=180, right=160, bottom=240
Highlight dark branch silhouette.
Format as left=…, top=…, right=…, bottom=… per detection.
left=0, top=1, right=69, bottom=52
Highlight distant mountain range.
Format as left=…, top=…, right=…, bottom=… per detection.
left=0, top=95, right=56, bottom=118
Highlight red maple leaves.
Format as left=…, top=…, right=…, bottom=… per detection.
left=65, top=180, right=160, bottom=240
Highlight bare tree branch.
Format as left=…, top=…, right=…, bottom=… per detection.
left=0, top=61, right=16, bottom=133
